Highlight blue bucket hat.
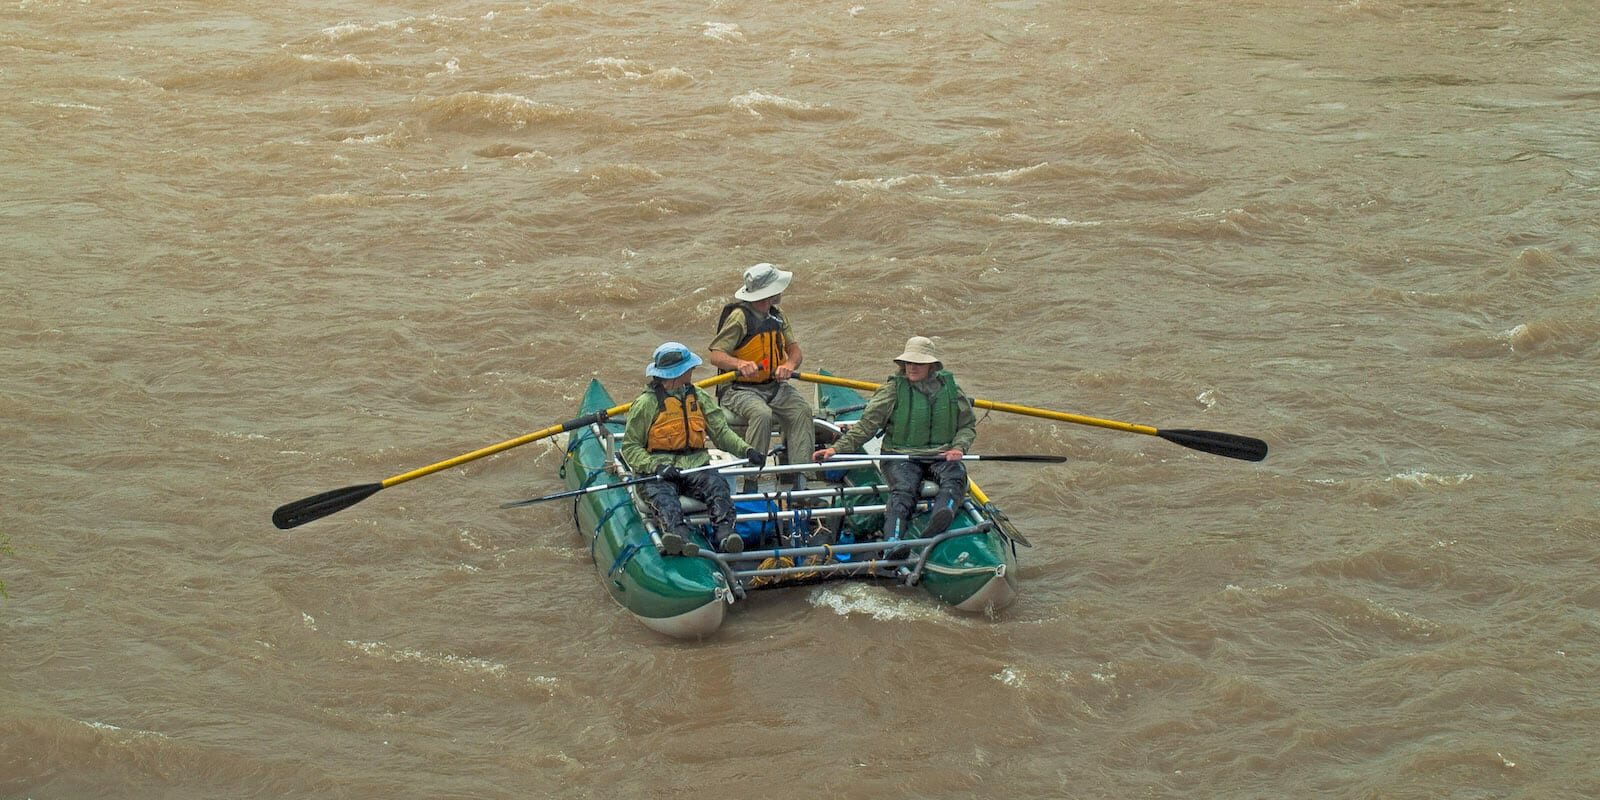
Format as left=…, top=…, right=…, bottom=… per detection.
left=645, top=342, right=702, bottom=379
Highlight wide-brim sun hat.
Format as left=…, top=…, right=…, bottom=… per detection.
left=893, top=335, right=942, bottom=365
left=734, top=262, right=793, bottom=302
left=645, top=341, right=703, bottom=379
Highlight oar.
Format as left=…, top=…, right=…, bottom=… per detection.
left=823, top=454, right=1067, bottom=464
left=797, top=372, right=1267, bottom=462
left=272, top=372, right=738, bottom=529
left=499, top=458, right=748, bottom=508
left=967, top=480, right=1031, bottom=548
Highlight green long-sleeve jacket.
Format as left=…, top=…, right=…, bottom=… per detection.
left=621, top=384, right=753, bottom=472
left=831, top=373, right=978, bottom=456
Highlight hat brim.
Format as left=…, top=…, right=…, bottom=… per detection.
left=733, top=268, right=792, bottom=301
left=894, top=353, right=940, bottom=364
left=645, top=352, right=702, bottom=379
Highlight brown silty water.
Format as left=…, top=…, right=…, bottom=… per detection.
left=3, top=1, right=1597, bottom=797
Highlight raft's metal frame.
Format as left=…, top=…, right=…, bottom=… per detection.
left=699, top=520, right=998, bottom=601
left=579, top=414, right=1013, bottom=603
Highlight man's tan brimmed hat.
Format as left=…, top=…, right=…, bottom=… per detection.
left=894, top=336, right=942, bottom=364
left=734, top=262, right=793, bottom=302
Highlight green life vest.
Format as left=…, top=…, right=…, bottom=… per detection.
left=887, top=371, right=961, bottom=450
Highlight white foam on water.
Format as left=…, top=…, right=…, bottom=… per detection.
left=729, top=89, right=829, bottom=117
left=41, top=101, right=105, bottom=112
left=589, top=57, right=646, bottom=79
left=1501, top=323, right=1528, bottom=350
left=1001, top=212, right=1103, bottom=228
left=1361, top=598, right=1441, bottom=637
left=809, top=583, right=952, bottom=623
left=993, top=665, right=1025, bottom=688
left=80, top=720, right=169, bottom=739
left=835, top=173, right=931, bottom=191
left=946, top=162, right=1050, bottom=185
left=1386, top=469, right=1473, bottom=487
left=297, top=53, right=367, bottom=66
left=338, top=133, right=392, bottom=145
left=319, top=15, right=466, bottom=42
left=344, top=639, right=509, bottom=678
left=702, top=22, right=744, bottom=42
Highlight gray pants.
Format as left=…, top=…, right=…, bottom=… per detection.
left=720, top=382, right=815, bottom=467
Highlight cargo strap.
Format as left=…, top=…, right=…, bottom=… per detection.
left=595, top=497, right=631, bottom=529
left=588, top=497, right=634, bottom=562
left=607, top=542, right=643, bottom=577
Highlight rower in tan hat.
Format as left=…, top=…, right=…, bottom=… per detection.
left=706, top=263, right=815, bottom=489
left=813, top=335, right=978, bottom=541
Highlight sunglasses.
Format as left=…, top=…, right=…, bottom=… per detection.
left=655, top=350, right=691, bottom=368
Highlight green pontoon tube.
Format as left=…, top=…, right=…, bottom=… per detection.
left=556, top=376, right=1023, bottom=638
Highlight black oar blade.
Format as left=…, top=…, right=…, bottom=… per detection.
left=273, top=483, right=384, bottom=529
left=1156, top=429, right=1268, bottom=462
left=991, top=513, right=1032, bottom=547
left=979, top=454, right=1069, bottom=463
left=499, top=493, right=568, bottom=509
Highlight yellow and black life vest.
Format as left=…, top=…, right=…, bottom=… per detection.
left=715, top=302, right=787, bottom=384
left=646, top=386, right=709, bottom=453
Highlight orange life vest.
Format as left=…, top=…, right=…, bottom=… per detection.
left=716, top=302, right=788, bottom=384
left=646, top=387, right=709, bottom=452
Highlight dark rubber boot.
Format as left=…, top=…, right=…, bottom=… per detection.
left=924, top=492, right=958, bottom=537
left=660, top=526, right=700, bottom=557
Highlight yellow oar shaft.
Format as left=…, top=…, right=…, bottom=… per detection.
left=970, top=398, right=1156, bottom=436
left=966, top=479, right=992, bottom=505
left=796, top=371, right=1158, bottom=437
left=382, top=418, right=608, bottom=487
left=382, top=371, right=735, bottom=488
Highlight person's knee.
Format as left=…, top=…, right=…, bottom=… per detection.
left=744, top=406, right=774, bottom=431
left=780, top=407, right=814, bottom=434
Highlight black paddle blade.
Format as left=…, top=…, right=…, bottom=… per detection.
left=988, top=508, right=1032, bottom=547
left=499, top=493, right=566, bottom=509
left=272, top=482, right=384, bottom=529
left=1155, top=429, right=1268, bottom=462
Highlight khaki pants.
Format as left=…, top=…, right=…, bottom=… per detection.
left=720, top=382, right=815, bottom=467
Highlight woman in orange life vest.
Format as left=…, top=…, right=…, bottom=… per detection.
left=621, top=342, right=765, bottom=555
left=812, top=336, right=977, bottom=542
left=706, top=263, right=815, bottom=489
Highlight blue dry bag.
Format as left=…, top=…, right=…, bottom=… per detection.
left=733, top=498, right=779, bottom=547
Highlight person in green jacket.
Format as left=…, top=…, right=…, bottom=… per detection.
left=622, top=342, right=764, bottom=555
left=812, top=336, right=977, bottom=541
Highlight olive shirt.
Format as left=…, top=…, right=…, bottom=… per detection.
left=708, top=303, right=798, bottom=356
left=830, top=373, right=978, bottom=457
left=621, top=384, right=753, bottom=472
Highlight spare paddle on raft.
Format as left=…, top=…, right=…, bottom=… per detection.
left=499, top=458, right=750, bottom=509
left=797, top=372, right=1267, bottom=462
left=272, top=372, right=739, bottom=529
left=822, top=454, right=1068, bottom=464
